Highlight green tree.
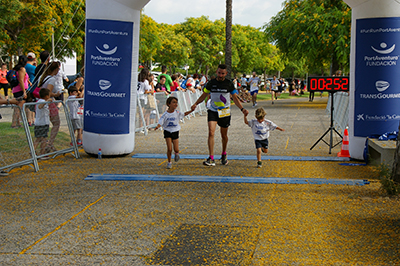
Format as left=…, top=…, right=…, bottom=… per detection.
left=231, top=25, right=259, bottom=75
left=139, top=13, right=161, bottom=68
left=154, top=23, right=191, bottom=73
left=225, top=0, right=232, bottom=78
left=176, top=16, right=225, bottom=76
left=264, top=0, right=351, bottom=75
left=0, top=0, right=85, bottom=63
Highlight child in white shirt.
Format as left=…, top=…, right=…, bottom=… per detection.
left=244, top=107, right=285, bottom=168
left=154, top=96, right=193, bottom=169
left=34, top=88, right=52, bottom=155
left=67, top=86, right=84, bottom=146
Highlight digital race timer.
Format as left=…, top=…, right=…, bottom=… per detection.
left=307, top=76, right=349, bottom=92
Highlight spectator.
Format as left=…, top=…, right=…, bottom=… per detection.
left=155, top=75, right=169, bottom=95
left=33, top=51, right=50, bottom=89
left=25, top=52, right=37, bottom=126
left=158, top=65, right=173, bottom=92
left=39, top=62, right=61, bottom=153
left=0, top=63, right=10, bottom=100
left=54, top=61, right=68, bottom=105
left=170, top=74, right=181, bottom=92
left=34, top=88, right=52, bottom=156
left=11, top=55, right=29, bottom=128
left=67, top=86, right=84, bottom=146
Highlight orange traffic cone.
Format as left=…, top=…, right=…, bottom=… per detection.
left=337, top=127, right=350, bottom=157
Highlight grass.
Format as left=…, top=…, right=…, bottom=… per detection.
left=0, top=122, right=72, bottom=154
left=378, top=163, right=400, bottom=196
left=256, top=91, right=329, bottom=101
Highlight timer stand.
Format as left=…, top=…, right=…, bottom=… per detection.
left=310, top=91, right=343, bottom=154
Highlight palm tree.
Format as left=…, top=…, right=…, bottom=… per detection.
left=225, top=0, right=232, bottom=79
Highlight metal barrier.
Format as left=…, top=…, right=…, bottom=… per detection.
left=0, top=100, right=80, bottom=173
left=0, top=104, right=39, bottom=172
left=326, top=92, right=349, bottom=135
left=136, top=91, right=206, bottom=133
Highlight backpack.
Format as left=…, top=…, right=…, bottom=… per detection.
left=6, top=70, right=19, bottom=88
left=181, top=79, right=187, bottom=89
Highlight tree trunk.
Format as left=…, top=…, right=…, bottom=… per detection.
left=391, top=123, right=400, bottom=183
left=225, top=0, right=232, bottom=79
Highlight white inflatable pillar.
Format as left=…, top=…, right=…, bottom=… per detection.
left=83, top=0, right=150, bottom=156
left=344, top=0, right=400, bottom=160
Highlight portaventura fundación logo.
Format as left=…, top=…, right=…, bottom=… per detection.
left=364, top=42, right=398, bottom=67
left=91, top=43, right=121, bottom=67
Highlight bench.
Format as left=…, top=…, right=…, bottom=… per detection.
left=368, top=139, right=396, bottom=166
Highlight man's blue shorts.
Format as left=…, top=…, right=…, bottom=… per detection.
left=250, top=90, right=258, bottom=96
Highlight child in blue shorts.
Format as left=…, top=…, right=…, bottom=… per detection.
left=244, top=107, right=285, bottom=168
left=154, top=96, right=193, bottom=169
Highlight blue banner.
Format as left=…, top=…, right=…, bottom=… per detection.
left=84, top=19, right=133, bottom=134
left=355, top=17, right=400, bottom=137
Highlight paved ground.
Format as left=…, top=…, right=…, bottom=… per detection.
left=1, top=96, right=399, bottom=265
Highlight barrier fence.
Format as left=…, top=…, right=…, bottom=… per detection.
left=326, top=92, right=349, bottom=135
left=136, top=90, right=206, bottom=134
left=0, top=100, right=80, bottom=173
left=1, top=90, right=205, bottom=173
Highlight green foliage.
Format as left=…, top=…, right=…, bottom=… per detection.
left=176, top=16, right=225, bottom=75
left=378, top=164, right=400, bottom=196
left=264, top=0, right=351, bottom=74
left=0, top=0, right=85, bottom=61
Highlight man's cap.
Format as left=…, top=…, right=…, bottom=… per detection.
left=27, top=52, right=36, bottom=59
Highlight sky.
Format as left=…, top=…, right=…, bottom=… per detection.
left=142, top=0, right=285, bottom=29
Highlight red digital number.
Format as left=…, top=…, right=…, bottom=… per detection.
left=310, top=79, right=317, bottom=91
left=318, top=79, right=325, bottom=91
left=333, top=78, right=340, bottom=90
left=326, top=78, right=332, bottom=90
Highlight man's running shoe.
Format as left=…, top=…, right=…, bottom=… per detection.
left=203, top=157, right=215, bottom=166
left=167, top=162, right=172, bottom=169
left=257, top=161, right=262, bottom=168
left=254, top=102, right=258, bottom=106
left=174, top=153, right=180, bottom=162
left=221, top=154, right=228, bottom=165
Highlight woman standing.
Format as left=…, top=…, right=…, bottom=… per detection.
left=11, top=56, right=29, bottom=128
left=39, top=62, right=61, bottom=152
left=0, top=63, right=10, bottom=100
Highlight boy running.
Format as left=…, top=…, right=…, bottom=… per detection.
left=154, top=96, right=193, bottom=169
left=244, top=107, right=285, bottom=168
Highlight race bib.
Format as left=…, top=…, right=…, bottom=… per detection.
left=218, top=107, right=231, bottom=118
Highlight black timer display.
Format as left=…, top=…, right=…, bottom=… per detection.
left=307, top=76, right=349, bottom=92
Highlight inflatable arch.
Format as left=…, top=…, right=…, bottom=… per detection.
left=344, top=0, right=400, bottom=160
left=83, top=0, right=150, bottom=156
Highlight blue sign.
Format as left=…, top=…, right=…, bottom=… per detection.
left=355, top=17, right=400, bottom=137
left=84, top=19, right=133, bottom=134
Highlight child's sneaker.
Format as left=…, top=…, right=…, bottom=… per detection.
left=203, top=157, right=215, bottom=166
left=174, top=153, right=180, bottom=162
left=257, top=161, right=262, bottom=168
left=167, top=162, right=172, bottom=169
left=77, top=139, right=83, bottom=146
left=221, top=154, right=228, bottom=165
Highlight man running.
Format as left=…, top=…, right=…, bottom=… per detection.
left=248, top=72, right=260, bottom=107
left=191, top=64, right=249, bottom=166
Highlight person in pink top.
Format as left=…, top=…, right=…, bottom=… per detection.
left=11, top=55, right=29, bottom=128
left=0, top=63, right=10, bottom=100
